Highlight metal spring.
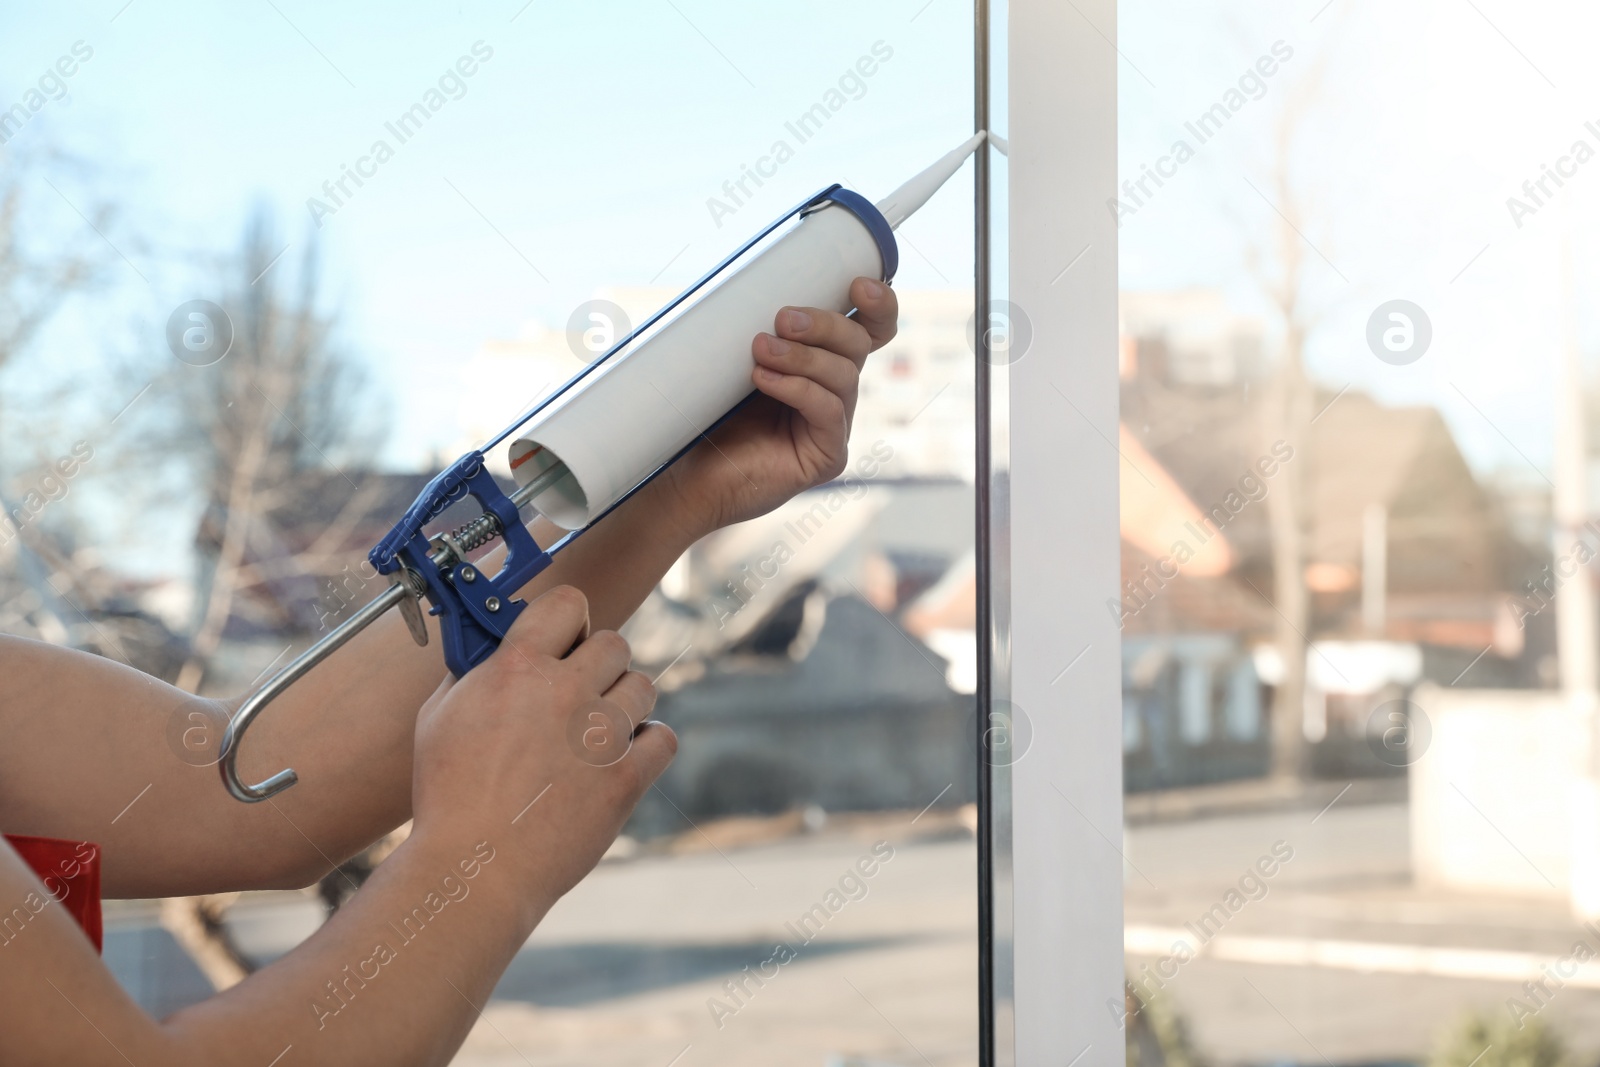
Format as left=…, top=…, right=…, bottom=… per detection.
left=449, top=512, right=503, bottom=553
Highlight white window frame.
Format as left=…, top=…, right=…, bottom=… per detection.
left=982, top=0, right=1123, bottom=1062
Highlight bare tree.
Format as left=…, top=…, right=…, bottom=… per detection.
left=0, top=147, right=169, bottom=667
left=151, top=208, right=382, bottom=693
left=138, top=208, right=384, bottom=986
left=1248, top=56, right=1333, bottom=782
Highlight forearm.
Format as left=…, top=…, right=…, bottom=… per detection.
left=0, top=475, right=705, bottom=897
left=0, top=829, right=547, bottom=1067
left=167, top=828, right=543, bottom=1066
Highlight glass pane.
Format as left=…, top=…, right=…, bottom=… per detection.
left=1119, top=2, right=1592, bottom=1064
left=979, top=0, right=1015, bottom=1062
left=1, top=3, right=982, bottom=1062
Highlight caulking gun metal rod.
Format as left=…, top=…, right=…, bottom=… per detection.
left=219, top=460, right=572, bottom=802
left=509, top=460, right=570, bottom=510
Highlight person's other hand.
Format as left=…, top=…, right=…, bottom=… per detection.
left=659, top=276, right=899, bottom=535
left=409, top=585, right=675, bottom=913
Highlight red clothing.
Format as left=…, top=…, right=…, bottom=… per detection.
left=3, top=834, right=102, bottom=953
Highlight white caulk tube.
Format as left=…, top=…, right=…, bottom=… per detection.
left=508, top=131, right=987, bottom=529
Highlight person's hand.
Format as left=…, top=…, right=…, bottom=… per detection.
left=657, top=276, right=899, bottom=536
left=409, top=585, right=676, bottom=914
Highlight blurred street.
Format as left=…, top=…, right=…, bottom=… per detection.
left=1124, top=792, right=1600, bottom=1065
left=101, top=787, right=1600, bottom=1066
left=107, top=811, right=980, bottom=1067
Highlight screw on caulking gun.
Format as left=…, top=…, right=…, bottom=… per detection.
left=219, top=130, right=988, bottom=802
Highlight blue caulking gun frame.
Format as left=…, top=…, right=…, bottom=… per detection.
left=219, top=133, right=986, bottom=802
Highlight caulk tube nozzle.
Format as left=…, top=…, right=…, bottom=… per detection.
left=874, top=130, right=987, bottom=230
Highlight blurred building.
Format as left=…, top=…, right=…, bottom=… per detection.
left=623, top=477, right=976, bottom=832
left=851, top=289, right=979, bottom=480
left=1119, top=289, right=1266, bottom=387
left=0, top=490, right=188, bottom=681
left=1117, top=289, right=1527, bottom=787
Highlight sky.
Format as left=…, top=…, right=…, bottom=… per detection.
left=1, top=0, right=981, bottom=574
left=1, top=0, right=1596, bottom=577
left=1116, top=0, right=1600, bottom=489
left=2, top=0, right=977, bottom=462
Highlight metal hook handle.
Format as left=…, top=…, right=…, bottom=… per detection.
left=220, top=581, right=412, bottom=802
